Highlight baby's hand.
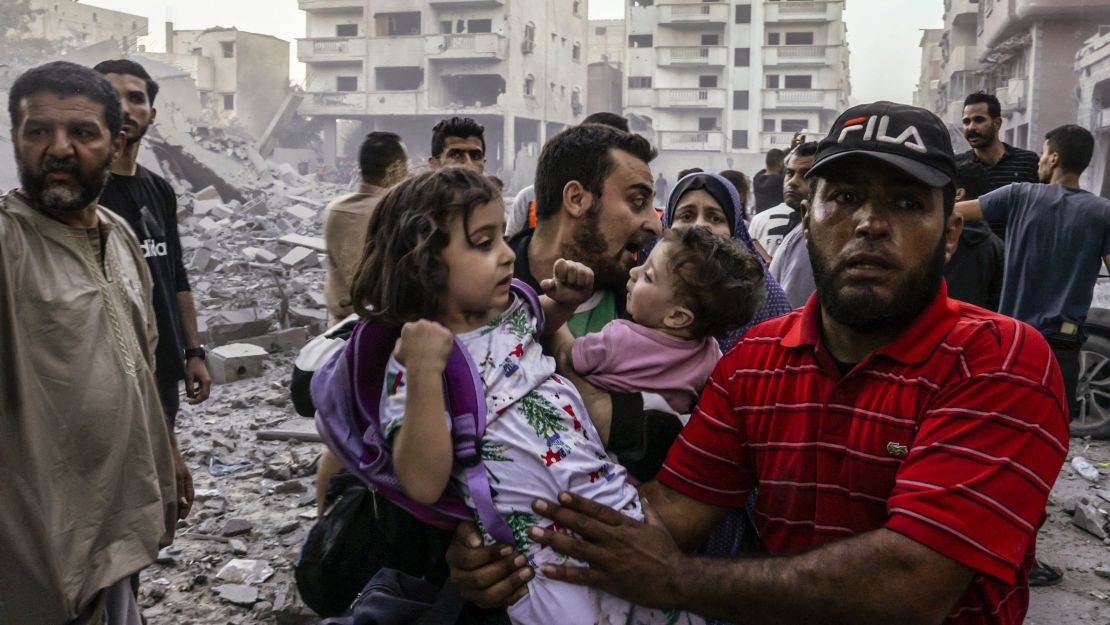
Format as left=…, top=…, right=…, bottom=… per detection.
left=541, top=259, right=595, bottom=308
left=394, top=320, right=454, bottom=373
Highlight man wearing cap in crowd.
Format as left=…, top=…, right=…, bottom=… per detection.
left=446, top=102, right=1068, bottom=625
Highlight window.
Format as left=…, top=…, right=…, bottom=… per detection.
left=376, top=66, right=424, bottom=91
left=767, top=32, right=780, bottom=45
left=440, top=20, right=452, bottom=33
left=632, top=0, right=654, bottom=6
left=376, top=12, right=421, bottom=36
left=784, top=75, right=812, bottom=89
left=596, top=27, right=607, bottom=35
left=698, top=117, right=718, bottom=131
left=735, top=4, right=751, bottom=23
left=701, top=34, right=719, bottom=45
left=781, top=119, right=808, bottom=132
left=223, top=94, right=234, bottom=110
left=699, top=75, right=718, bottom=88
left=337, top=76, right=358, bottom=91
left=336, top=23, right=358, bottom=37
left=468, top=19, right=492, bottom=33
left=762, top=119, right=776, bottom=132
left=732, top=130, right=749, bottom=149
left=628, top=76, right=652, bottom=89
left=574, top=0, right=582, bottom=15
left=766, top=74, right=780, bottom=88
left=573, top=42, right=581, bottom=61
left=785, top=32, right=814, bottom=45
left=734, top=47, right=750, bottom=67
left=191, top=47, right=203, bottom=56
left=523, top=22, right=536, bottom=53
left=524, top=74, right=535, bottom=96
left=572, top=88, right=583, bottom=114
left=628, top=34, right=653, bottom=48
left=733, top=90, right=749, bottom=110
left=221, top=41, right=234, bottom=58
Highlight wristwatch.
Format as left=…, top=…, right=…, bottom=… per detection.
left=184, top=347, right=207, bottom=361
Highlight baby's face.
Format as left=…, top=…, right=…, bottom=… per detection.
left=626, top=241, right=684, bottom=330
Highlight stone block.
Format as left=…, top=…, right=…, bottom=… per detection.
left=209, top=343, right=269, bottom=385
left=180, top=235, right=203, bottom=249
left=191, top=248, right=216, bottom=273
left=198, top=216, right=220, bottom=232
left=285, top=205, right=315, bottom=221
left=278, top=233, right=327, bottom=252
left=193, top=198, right=223, bottom=216
left=210, top=204, right=234, bottom=220
left=201, top=309, right=274, bottom=345
left=238, top=327, right=310, bottom=353
left=242, top=247, right=278, bottom=263
left=280, top=246, right=317, bottom=269
left=195, top=185, right=221, bottom=201
left=288, top=307, right=328, bottom=334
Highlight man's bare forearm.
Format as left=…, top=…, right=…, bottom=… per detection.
left=176, top=291, right=201, bottom=348
left=673, top=528, right=972, bottom=625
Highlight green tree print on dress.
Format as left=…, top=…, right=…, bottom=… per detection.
left=505, top=305, right=533, bottom=340
left=481, top=440, right=512, bottom=484
left=505, top=510, right=537, bottom=548
left=519, top=392, right=567, bottom=438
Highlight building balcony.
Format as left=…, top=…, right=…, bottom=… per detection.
left=994, top=78, right=1026, bottom=113
left=656, top=87, right=727, bottom=109
left=657, top=45, right=728, bottom=67
left=657, top=130, right=724, bottom=151
left=297, top=37, right=366, bottom=62
left=764, top=0, right=842, bottom=23
left=428, top=0, right=504, bottom=7
left=762, top=44, right=844, bottom=66
left=298, top=0, right=364, bottom=10
left=761, top=131, right=799, bottom=151
left=658, top=3, right=729, bottom=27
left=942, top=44, right=978, bottom=74
left=626, top=89, right=654, bottom=108
left=300, top=91, right=368, bottom=115
left=425, top=33, right=507, bottom=62
left=761, top=88, right=842, bottom=110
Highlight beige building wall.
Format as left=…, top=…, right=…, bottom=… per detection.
left=26, top=0, right=147, bottom=48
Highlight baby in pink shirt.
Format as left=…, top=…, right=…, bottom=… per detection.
left=556, top=227, right=767, bottom=414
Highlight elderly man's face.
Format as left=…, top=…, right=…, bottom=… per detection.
left=566, top=148, right=661, bottom=289
left=13, top=93, right=120, bottom=214
left=804, top=159, right=960, bottom=332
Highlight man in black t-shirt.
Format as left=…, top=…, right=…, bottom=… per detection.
left=751, top=148, right=785, bottom=214
left=95, top=59, right=208, bottom=521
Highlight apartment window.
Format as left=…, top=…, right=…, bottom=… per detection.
left=468, top=19, right=492, bottom=33
left=735, top=4, right=751, bottom=23
left=733, top=90, right=749, bottom=110
left=632, top=0, right=654, bottom=6
left=336, top=76, right=358, bottom=92
left=732, top=130, right=749, bottom=149
left=221, top=41, right=234, bottom=58
left=784, top=75, right=812, bottom=89
left=376, top=66, right=424, bottom=91
left=523, top=22, right=536, bottom=53
left=767, top=32, right=780, bottom=45
left=572, top=88, right=583, bottom=114
left=222, top=94, right=234, bottom=110
left=573, top=0, right=582, bottom=15
left=628, top=34, right=653, bottom=48
left=628, top=76, right=652, bottom=89
left=596, top=27, right=607, bottom=35
left=336, top=23, right=358, bottom=37
left=781, top=119, right=808, bottom=132
left=699, top=75, right=718, bottom=88
left=701, top=34, right=719, bottom=45
left=440, top=20, right=452, bottom=33
left=570, top=42, right=581, bottom=61
left=524, top=74, right=535, bottom=96
left=785, top=32, right=815, bottom=45
left=699, top=117, right=718, bottom=131
left=376, top=12, right=421, bottom=36
left=762, top=119, right=776, bottom=132
left=734, top=47, right=750, bottom=67
left=766, top=74, right=780, bottom=88
left=191, top=47, right=203, bottom=56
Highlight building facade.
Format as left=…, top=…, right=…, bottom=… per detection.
left=588, top=19, right=625, bottom=116
left=1076, top=29, right=1110, bottom=198
left=25, top=0, right=147, bottom=49
left=622, top=0, right=850, bottom=165
left=144, top=26, right=291, bottom=140
left=913, top=29, right=942, bottom=113
left=298, top=0, right=589, bottom=181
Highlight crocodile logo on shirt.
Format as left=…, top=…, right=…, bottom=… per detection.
left=886, top=442, right=909, bottom=458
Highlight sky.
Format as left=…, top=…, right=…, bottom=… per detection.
left=81, top=0, right=944, bottom=104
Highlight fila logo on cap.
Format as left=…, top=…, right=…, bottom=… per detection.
left=837, top=115, right=927, bottom=154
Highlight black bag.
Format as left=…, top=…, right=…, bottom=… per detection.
left=294, top=472, right=452, bottom=617
left=319, top=568, right=464, bottom=625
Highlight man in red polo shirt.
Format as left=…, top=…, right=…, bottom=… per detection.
left=446, top=102, right=1069, bottom=625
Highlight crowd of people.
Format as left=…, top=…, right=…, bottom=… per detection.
left=2, top=57, right=1108, bottom=625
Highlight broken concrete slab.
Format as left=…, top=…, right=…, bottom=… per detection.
left=209, top=343, right=269, bottom=385
left=193, top=198, right=223, bottom=216
left=288, top=307, right=328, bottom=334
left=215, top=583, right=259, bottom=606
left=201, top=309, right=274, bottom=345
left=221, top=518, right=255, bottom=537
left=285, top=205, right=316, bottom=221
left=191, top=248, right=217, bottom=273
left=195, top=185, right=222, bottom=201
left=1074, top=503, right=1108, bottom=540
left=180, top=235, right=203, bottom=249
left=217, top=559, right=275, bottom=585
left=238, top=327, right=310, bottom=354
left=242, top=247, right=279, bottom=263
left=277, top=233, right=327, bottom=252
left=280, top=246, right=317, bottom=269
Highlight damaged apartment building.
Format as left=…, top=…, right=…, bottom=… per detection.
left=298, top=0, right=589, bottom=188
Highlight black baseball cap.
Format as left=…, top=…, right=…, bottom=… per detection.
left=807, top=101, right=957, bottom=188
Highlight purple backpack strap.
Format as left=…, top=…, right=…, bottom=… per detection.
left=444, top=343, right=515, bottom=546
left=510, top=279, right=544, bottom=336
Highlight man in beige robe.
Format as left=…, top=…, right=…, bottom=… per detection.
left=0, top=61, right=176, bottom=625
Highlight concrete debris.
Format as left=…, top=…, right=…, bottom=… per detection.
left=1095, top=566, right=1110, bottom=580
left=284, top=205, right=316, bottom=221
left=209, top=344, right=270, bottom=385
left=215, top=583, right=259, bottom=606
left=279, top=246, right=318, bottom=269
left=221, top=518, right=255, bottom=537
left=242, top=247, right=278, bottom=263
left=217, top=559, right=275, bottom=585
left=1073, top=503, right=1108, bottom=540
left=278, top=234, right=327, bottom=252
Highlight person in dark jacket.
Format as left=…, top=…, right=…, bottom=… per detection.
left=944, top=159, right=1003, bottom=310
